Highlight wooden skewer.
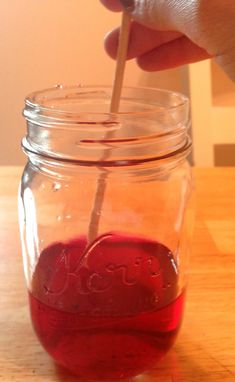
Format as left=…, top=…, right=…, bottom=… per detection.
left=110, top=11, right=132, bottom=113
left=87, top=12, right=131, bottom=244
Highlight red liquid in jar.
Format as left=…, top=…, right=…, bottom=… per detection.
left=29, top=233, right=185, bottom=380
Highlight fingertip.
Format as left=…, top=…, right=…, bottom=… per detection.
left=100, top=0, right=123, bottom=12
left=136, top=56, right=156, bottom=72
left=104, top=29, right=119, bottom=59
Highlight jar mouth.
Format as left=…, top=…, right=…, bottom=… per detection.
left=23, top=85, right=191, bottom=167
left=24, top=85, right=189, bottom=124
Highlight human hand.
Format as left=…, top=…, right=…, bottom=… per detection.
left=100, top=0, right=235, bottom=81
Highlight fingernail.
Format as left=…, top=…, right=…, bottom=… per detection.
left=119, top=0, right=135, bottom=12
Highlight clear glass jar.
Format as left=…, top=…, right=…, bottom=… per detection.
left=19, top=86, right=193, bottom=381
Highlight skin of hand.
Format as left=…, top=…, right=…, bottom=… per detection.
left=100, top=0, right=235, bottom=81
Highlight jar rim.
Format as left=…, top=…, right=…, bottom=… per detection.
left=22, top=85, right=191, bottom=167
left=24, top=85, right=189, bottom=123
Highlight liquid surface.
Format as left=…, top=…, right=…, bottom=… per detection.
left=29, top=232, right=184, bottom=380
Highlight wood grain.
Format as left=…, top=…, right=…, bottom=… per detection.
left=0, top=167, right=234, bottom=381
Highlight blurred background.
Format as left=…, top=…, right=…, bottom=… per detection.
left=0, top=0, right=235, bottom=166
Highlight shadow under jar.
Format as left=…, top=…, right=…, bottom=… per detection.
left=19, top=86, right=194, bottom=381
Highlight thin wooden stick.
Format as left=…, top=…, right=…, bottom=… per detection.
left=87, top=12, right=131, bottom=244
left=110, top=12, right=132, bottom=113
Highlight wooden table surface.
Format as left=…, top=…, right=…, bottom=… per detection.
left=0, top=167, right=234, bottom=382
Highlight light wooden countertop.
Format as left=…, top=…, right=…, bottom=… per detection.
left=0, top=167, right=234, bottom=381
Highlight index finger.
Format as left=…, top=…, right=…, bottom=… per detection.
left=100, top=0, right=123, bottom=12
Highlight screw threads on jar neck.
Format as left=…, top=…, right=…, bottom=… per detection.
left=22, top=86, right=191, bottom=167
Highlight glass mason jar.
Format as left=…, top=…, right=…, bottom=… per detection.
left=19, top=86, right=193, bottom=381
